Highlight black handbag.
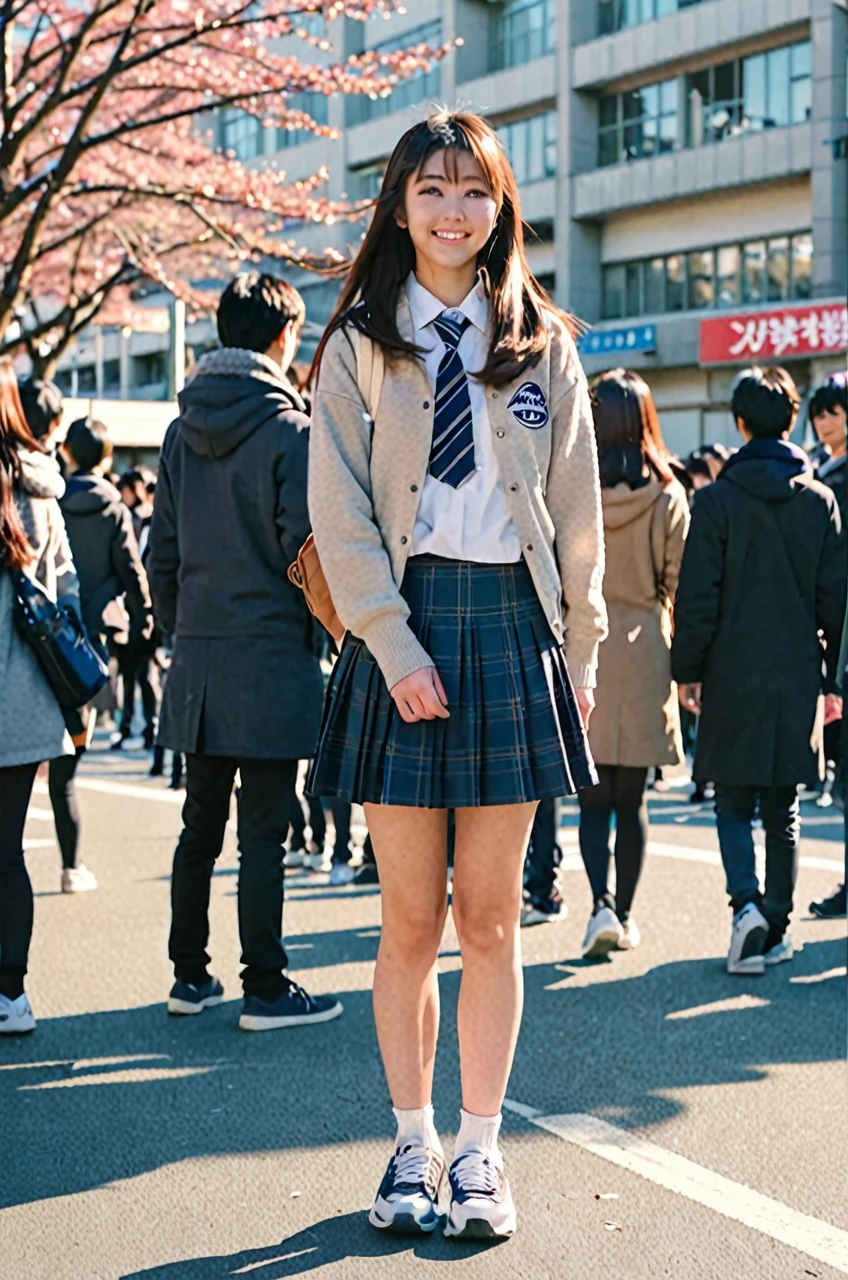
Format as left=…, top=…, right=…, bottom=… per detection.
left=12, top=570, right=109, bottom=711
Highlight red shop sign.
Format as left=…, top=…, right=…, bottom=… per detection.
left=700, top=302, right=848, bottom=365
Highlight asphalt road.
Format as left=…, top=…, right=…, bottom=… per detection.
left=3, top=744, right=847, bottom=1280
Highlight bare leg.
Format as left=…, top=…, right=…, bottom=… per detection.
left=364, top=803, right=449, bottom=1110
left=451, top=803, right=537, bottom=1117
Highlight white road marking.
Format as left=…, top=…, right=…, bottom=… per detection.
left=23, top=838, right=56, bottom=849
left=25, top=806, right=55, bottom=821
left=72, top=777, right=184, bottom=804
left=665, top=994, right=770, bottom=1020
left=790, top=967, right=847, bottom=985
left=503, top=1102, right=848, bottom=1275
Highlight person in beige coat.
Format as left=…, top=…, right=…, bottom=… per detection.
left=579, top=369, right=690, bottom=959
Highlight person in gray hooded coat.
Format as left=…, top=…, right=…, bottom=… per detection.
left=0, top=359, right=79, bottom=1035
left=148, top=271, right=340, bottom=1032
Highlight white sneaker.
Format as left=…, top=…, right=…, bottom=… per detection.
left=369, top=1141, right=447, bottom=1234
left=283, top=847, right=306, bottom=868
left=0, top=993, right=36, bottom=1034
left=764, top=934, right=795, bottom=966
left=727, top=903, right=769, bottom=975
left=61, top=865, right=98, bottom=894
left=521, top=901, right=567, bottom=927
left=329, top=862, right=355, bottom=886
left=582, top=903, right=624, bottom=958
left=305, top=848, right=332, bottom=873
left=616, top=917, right=641, bottom=950
left=444, top=1147, right=516, bottom=1239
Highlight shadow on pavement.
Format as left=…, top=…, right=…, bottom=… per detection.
left=120, top=1213, right=499, bottom=1278
left=2, top=936, right=844, bottom=1216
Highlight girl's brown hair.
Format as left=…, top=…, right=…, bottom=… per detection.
left=0, top=358, right=46, bottom=570
left=590, top=368, right=674, bottom=490
left=312, top=109, right=576, bottom=387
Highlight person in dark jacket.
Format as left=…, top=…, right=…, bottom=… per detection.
left=50, top=418, right=154, bottom=891
left=148, top=269, right=341, bottom=1031
left=672, top=367, right=847, bottom=975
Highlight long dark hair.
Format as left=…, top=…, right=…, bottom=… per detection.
left=312, top=109, right=576, bottom=387
left=590, top=369, right=674, bottom=490
left=0, top=358, right=46, bottom=570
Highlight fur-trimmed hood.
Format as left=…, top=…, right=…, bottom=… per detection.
left=16, top=446, right=65, bottom=500
left=177, top=347, right=307, bottom=459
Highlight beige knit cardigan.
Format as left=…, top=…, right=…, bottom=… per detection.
left=309, top=291, right=607, bottom=693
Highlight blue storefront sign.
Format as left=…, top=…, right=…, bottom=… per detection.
left=577, top=324, right=657, bottom=358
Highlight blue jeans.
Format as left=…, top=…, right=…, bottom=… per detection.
left=714, top=785, right=800, bottom=935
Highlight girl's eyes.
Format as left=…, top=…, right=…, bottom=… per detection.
left=418, top=185, right=491, bottom=199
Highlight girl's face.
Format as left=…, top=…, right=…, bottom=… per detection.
left=397, top=148, right=498, bottom=281
left=813, top=404, right=848, bottom=454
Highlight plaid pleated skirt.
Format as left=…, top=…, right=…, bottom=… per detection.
left=307, top=556, right=596, bottom=809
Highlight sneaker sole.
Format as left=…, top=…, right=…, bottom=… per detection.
left=368, top=1207, right=443, bottom=1234
left=582, top=927, right=623, bottom=958
left=444, top=1215, right=515, bottom=1240
left=727, top=956, right=766, bottom=975
left=167, top=995, right=224, bottom=1016
left=810, top=906, right=847, bottom=919
left=238, top=1000, right=343, bottom=1031
left=764, top=946, right=794, bottom=966
left=61, top=882, right=98, bottom=894
left=0, top=1018, right=36, bottom=1035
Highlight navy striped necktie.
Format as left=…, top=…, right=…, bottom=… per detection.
left=429, top=311, right=475, bottom=489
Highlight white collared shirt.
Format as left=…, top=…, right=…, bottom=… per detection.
left=406, top=272, right=522, bottom=564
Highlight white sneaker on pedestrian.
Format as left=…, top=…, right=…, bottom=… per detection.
left=305, top=848, right=332, bottom=873
left=329, top=862, right=355, bottom=886
left=444, top=1147, right=516, bottom=1239
left=616, top=917, right=641, bottom=950
left=727, top=902, right=769, bottom=975
left=0, top=993, right=36, bottom=1034
left=582, top=902, right=624, bottom=958
left=369, top=1141, right=447, bottom=1234
left=283, top=847, right=306, bottom=868
left=764, top=934, right=795, bottom=966
left=61, top=865, right=98, bottom=894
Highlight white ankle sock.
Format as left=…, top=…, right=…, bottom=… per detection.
left=393, top=1104, right=442, bottom=1152
left=455, top=1109, right=502, bottom=1157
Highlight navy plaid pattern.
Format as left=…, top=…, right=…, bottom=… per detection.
left=429, top=313, right=475, bottom=489
left=307, top=557, right=597, bottom=809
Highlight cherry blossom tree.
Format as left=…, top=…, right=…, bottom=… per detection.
left=0, top=0, right=454, bottom=373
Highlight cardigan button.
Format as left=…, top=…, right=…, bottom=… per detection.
left=508, top=482, right=519, bottom=492
left=492, top=391, right=499, bottom=399
left=423, top=401, right=430, bottom=410
left=496, top=429, right=505, bottom=438
left=410, top=484, right=418, bottom=493
left=401, top=536, right=408, bottom=545
left=526, top=543, right=534, bottom=552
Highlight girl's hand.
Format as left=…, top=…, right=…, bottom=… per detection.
left=576, top=687, right=594, bottom=729
left=390, top=667, right=450, bottom=723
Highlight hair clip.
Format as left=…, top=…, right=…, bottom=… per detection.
left=432, top=118, right=456, bottom=146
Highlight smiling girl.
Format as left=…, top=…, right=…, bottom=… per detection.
left=307, top=111, right=606, bottom=1240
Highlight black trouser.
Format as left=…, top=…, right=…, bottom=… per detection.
left=117, top=647, right=158, bottom=737
left=714, top=784, right=799, bottom=936
left=287, top=770, right=326, bottom=851
left=578, top=765, right=649, bottom=921
left=524, top=799, right=562, bottom=907
left=48, top=752, right=81, bottom=870
left=169, top=754, right=298, bottom=1000
left=0, top=762, right=39, bottom=998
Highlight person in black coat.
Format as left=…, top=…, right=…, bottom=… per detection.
left=147, top=270, right=341, bottom=1031
left=51, top=417, right=154, bottom=891
left=672, top=367, right=847, bottom=976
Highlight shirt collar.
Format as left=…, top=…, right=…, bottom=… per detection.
left=405, top=272, right=490, bottom=337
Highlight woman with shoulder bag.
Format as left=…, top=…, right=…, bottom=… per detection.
left=307, top=110, right=606, bottom=1240
left=578, top=370, right=690, bottom=958
left=0, top=358, right=80, bottom=1035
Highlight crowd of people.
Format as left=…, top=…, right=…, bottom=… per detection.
left=1, top=108, right=846, bottom=1243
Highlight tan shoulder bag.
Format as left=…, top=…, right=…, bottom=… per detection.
left=287, top=328, right=385, bottom=645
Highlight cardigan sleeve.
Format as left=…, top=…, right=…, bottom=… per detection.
left=310, top=327, right=434, bottom=691
left=546, top=325, right=608, bottom=689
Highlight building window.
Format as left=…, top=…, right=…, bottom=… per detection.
left=602, top=232, right=813, bottom=320
left=346, top=20, right=442, bottom=127
left=351, top=162, right=386, bottom=201
left=489, top=0, right=555, bottom=73
left=277, top=91, right=330, bottom=149
left=103, top=359, right=121, bottom=393
left=497, top=111, right=557, bottom=185
left=686, top=42, right=811, bottom=147
left=599, top=79, right=678, bottom=165
left=220, top=109, right=263, bottom=161
left=598, top=0, right=702, bottom=36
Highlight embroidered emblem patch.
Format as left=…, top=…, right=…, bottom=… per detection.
left=507, top=382, right=549, bottom=429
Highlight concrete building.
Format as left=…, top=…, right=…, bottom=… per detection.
left=57, top=0, right=848, bottom=457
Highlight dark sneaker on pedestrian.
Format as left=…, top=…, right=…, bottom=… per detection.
left=810, top=884, right=846, bottom=919
left=521, top=898, right=566, bottom=927
left=369, top=1142, right=447, bottom=1234
left=354, top=862, right=379, bottom=885
left=444, top=1148, right=516, bottom=1239
left=763, top=934, right=795, bottom=966
left=168, top=976, right=224, bottom=1016
left=727, top=902, right=768, bottom=975
left=238, top=982, right=342, bottom=1031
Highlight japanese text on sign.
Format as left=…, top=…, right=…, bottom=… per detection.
left=700, top=303, right=848, bottom=365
